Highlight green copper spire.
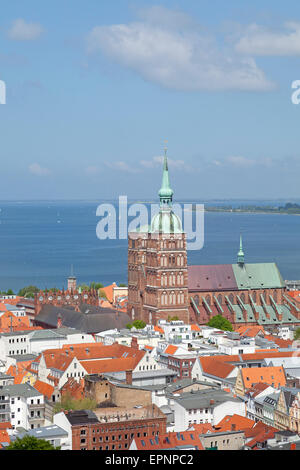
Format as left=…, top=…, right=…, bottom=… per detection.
left=150, top=143, right=183, bottom=234
left=158, top=147, right=173, bottom=207
left=237, top=234, right=245, bottom=265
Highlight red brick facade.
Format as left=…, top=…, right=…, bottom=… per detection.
left=71, top=409, right=167, bottom=450
left=34, top=289, right=99, bottom=316
left=127, top=232, right=190, bottom=325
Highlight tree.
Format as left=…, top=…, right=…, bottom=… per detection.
left=168, top=316, right=179, bottom=322
left=5, top=289, right=14, bottom=295
left=78, top=284, right=90, bottom=291
left=207, top=314, right=233, bottom=332
left=98, top=289, right=107, bottom=299
left=132, top=319, right=146, bottom=329
left=90, top=282, right=104, bottom=290
left=18, top=285, right=39, bottom=298
left=119, top=283, right=127, bottom=287
left=6, top=434, right=60, bottom=450
left=53, top=393, right=97, bottom=414
left=126, top=320, right=146, bottom=330
left=294, top=328, right=300, bottom=341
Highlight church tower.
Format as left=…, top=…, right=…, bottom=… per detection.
left=67, top=265, right=77, bottom=292
left=127, top=148, right=190, bottom=325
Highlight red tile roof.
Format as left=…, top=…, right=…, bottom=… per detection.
left=34, top=380, right=55, bottom=399
left=241, top=366, right=286, bottom=389
left=215, top=414, right=255, bottom=433
left=165, top=345, right=178, bottom=355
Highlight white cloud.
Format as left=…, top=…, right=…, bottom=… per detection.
left=86, top=7, right=273, bottom=92
left=140, top=155, right=191, bottom=171
left=105, top=161, right=141, bottom=173
left=235, top=22, right=300, bottom=56
left=213, top=155, right=273, bottom=168
left=7, top=18, right=44, bottom=41
left=29, top=163, right=51, bottom=176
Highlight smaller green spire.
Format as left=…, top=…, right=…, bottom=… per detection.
left=237, top=234, right=245, bottom=265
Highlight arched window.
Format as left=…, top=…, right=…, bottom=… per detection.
left=205, top=295, right=211, bottom=305
left=194, top=295, right=200, bottom=306
left=229, top=293, right=234, bottom=304
left=217, top=294, right=222, bottom=305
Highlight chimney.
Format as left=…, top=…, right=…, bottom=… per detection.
left=57, top=314, right=63, bottom=329
left=126, top=370, right=133, bottom=385
left=131, top=337, right=138, bottom=350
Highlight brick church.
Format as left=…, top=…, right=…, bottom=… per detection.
left=127, top=152, right=300, bottom=328
left=34, top=270, right=98, bottom=316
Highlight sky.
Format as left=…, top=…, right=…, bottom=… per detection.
left=1, top=0, right=300, bottom=201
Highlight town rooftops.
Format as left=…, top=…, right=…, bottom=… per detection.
left=1, top=383, right=43, bottom=398
left=34, top=304, right=131, bottom=334
left=172, top=388, right=242, bottom=410
left=65, top=409, right=99, bottom=426
left=15, top=425, right=68, bottom=440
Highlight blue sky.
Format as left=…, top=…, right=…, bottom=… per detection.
left=1, top=0, right=300, bottom=200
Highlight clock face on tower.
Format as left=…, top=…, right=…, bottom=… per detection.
left=39, top=296, right=43, bottom=301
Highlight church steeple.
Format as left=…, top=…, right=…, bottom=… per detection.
left=158, top=145, right=173, bottom=208
left=68, top=264, right=77, bottom=291
left=237, top=234, right=245, bottom=266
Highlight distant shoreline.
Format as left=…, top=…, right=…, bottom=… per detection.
left=203, top=208, right=300, bottom=216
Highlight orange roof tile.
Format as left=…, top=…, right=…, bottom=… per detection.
left=215, top=414, right=255, bottom=433
left=164, top=345, right=178, bottom=355
left=34, top=380, right=54, bottom=400
left=81, top=357, right=140, bottom=374
left=191, top=324, right=201, bottom=331
left=154, top=326, right=164, bottom=334
left=99, top=283, right=117, bottom=304
left=235, top=325, right=265, bottom=337
left=241, top=366, right=286, bottom=389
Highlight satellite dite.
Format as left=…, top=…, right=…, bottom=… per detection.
left=0, top=80, right=6, bottom=104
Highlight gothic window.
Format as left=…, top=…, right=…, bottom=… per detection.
left=217, top=294, right=222, bottom=305
left=229, top=293, right=234, bottom=304
left=240, top=293, right=245, bottom=303
left=205, top=295, right=211, bottom=305
left=194, top=295, right=200, bottom=306
left=170, top=291, right=176, bottom=305
left=252, top=291, right=257, bottom=302
left=273, top=290, right=278, bottom=302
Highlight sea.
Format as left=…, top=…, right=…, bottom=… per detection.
left=0, top=199, right=300, bottom=293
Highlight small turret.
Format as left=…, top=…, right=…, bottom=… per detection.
left=237, top=234, right=245, bottom=266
